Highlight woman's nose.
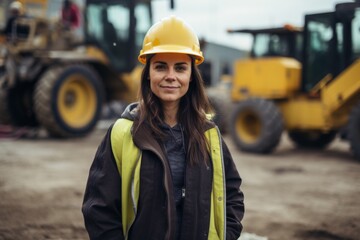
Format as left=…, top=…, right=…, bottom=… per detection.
left=165, top=67, right=176, bottom=80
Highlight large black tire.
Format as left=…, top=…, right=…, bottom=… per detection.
left=230, top=98, right=284, bottom=153
left=348, top=102, right=360, bottom=160
left=288, top=130, right=337, bottom=149
left=34, top=64, right=104, bottom=138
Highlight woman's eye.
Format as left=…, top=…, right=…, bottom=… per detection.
left=175, top=65, right=187, bottom=71
left=155, top=64, right=166, bottom=70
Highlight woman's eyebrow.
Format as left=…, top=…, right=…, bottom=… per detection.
left=175, top=62, right=189, bottom=65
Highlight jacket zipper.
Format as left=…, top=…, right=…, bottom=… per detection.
left=142, top=146, right=174, bottom=240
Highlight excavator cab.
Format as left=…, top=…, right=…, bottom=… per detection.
left=302, top=2, right=360, bottom=92
left=85, top=0, right=152, bottom=72
left=228, top=25, right=303, bottom=61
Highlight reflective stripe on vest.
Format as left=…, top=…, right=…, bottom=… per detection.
left=111, top=119, right=141, bottom=239
left=206, top=127, right=226, bottom=240
left=111, top=118, right=226, bottom=239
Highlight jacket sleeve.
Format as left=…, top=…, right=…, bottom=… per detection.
left=222, top=138, right=245, bottom=240
left=82, top=126, right=124, bottom=240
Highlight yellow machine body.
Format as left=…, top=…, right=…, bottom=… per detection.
left=321, top=59, right=360, bottom=117
left=282, top=59, right=360, bottom=131
left=231, top=57, right=301, bottom=101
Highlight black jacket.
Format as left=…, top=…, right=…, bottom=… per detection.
left=82, top=104, right=244, bottom=239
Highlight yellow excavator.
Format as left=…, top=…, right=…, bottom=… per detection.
left=228, top=1, right=360, bottom=160
left=0, top=0, right=154, bottom=137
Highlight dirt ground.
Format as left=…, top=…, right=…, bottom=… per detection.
left=0, top=121, right=359, bottom=240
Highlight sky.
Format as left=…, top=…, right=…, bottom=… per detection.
left=151, top=0, right=345, bottom=50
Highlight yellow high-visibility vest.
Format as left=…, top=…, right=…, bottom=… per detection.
left=111, top=118, right=226, bottom=240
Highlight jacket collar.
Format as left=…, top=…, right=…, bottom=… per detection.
left=121, top=102, right=215, bottom=152
left=133, top=120, right=166, bottom=160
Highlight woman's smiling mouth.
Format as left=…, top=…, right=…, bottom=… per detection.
left=160, top=85, right=180, bottom=89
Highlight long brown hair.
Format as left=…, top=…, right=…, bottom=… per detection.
left=134, top=55, right=213, bottom=165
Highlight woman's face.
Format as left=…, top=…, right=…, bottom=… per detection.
left=149, top=53, right=192, bottom=106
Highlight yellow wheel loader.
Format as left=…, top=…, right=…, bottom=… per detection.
left=0, top=0, right=152, bottom=137
left=229, top=2, right=360, bottom=160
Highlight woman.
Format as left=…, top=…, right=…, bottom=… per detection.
left=82, top=16, right=244, bottom=240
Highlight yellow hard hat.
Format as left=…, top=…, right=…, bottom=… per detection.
left=138, top=16, right=204, bottom=65
left=10, top=1, right=23, bottom=11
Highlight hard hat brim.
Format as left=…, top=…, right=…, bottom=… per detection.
left=138, top=45, right=204, bottom=65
